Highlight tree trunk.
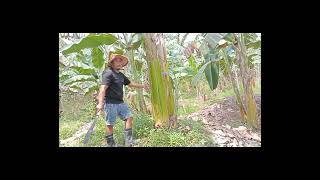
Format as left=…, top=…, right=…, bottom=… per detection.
left=137, top=89, right=147, bottom=112
left=143, top=33, right=176, bottom=128
left=221, top=48, right=247, bottom=123
left=144, top=69, right=151, bottom=115
left=234, top=33, right=258, bottom=128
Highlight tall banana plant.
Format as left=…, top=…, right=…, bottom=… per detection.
left=232, top=33, right=260, bottom=128
left=193, top=33, right=260, bottom=128
left=59, top=33, right=117, bottom=95
left=143, top=33, right=176, bottom=128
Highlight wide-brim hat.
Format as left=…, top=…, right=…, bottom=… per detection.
left=108, top=54, right=128, bottom=67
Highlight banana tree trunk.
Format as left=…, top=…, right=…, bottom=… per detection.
left=221, top=49, right=247, bottom=123
left=137, top=89, right=147, bottom=112
left=233, top=33, right=258, bottom=128
left=129, top=50, right=147, bottom=113
left=144, top=70, right=152, bottom=115
left=257, top=63, right=261, bottom=90
left=143, top=33, right=176, bottom=128
left=222, top=49, right=246, bottom=113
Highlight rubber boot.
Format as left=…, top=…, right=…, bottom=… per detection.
left=124, top=128, right=133, bottom=147
left=106, top=134, right=116, bottom=147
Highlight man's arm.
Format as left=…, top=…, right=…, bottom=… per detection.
left=128, top=82, right=147, bottom=89
left=96, top=85, right=108, bottom=113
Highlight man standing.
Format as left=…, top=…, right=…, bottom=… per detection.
left=96, top=54, right=147, bottom=147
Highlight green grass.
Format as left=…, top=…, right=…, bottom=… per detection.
left=176, top=94, right=213, bottom=117
left=137, top=117, right=214, bottom=147
left=73, top=111, right=214, bottom=147
left=217, top=87, right=235, bottom=100
left=132, top=113, right=154, bottom=139
left=59, top=120, right=85, bottom=140
left=82, top=116, right=107, bottom=147
left=209, top=83, right=261, bottom=104
left=59, top=94, right=95, bottom=141
left=177, top=103, right=199, bottom=116
left=79, top=112, right=154, bottom=147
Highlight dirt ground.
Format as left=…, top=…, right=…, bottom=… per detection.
left=185, top=94, right=261, bottom=147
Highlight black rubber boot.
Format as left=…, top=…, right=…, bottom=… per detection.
left=106, top=134, right=116, bottom=147
left=124, top=128, right=133, bottom=147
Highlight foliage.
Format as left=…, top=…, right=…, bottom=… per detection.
left=139, top=118, right=214, bottom=147
left=59, top=33, right=261, bottom=147
left=61, top=34, right=117, bottom=55
left=59, top=34, right=117, bottom=95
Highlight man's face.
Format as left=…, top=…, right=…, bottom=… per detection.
left=111, top=58, right=124, bottom=70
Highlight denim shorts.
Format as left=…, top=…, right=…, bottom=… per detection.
left=104, top=103, right=132, bottom=126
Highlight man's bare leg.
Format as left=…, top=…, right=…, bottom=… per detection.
left=106, top=125, right=113, bottom=135
left=125, top=117, right=133, bottom=129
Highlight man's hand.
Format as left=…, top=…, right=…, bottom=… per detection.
left=128, top=82, right=149, bottom=90
left=96, top=85, right=108, bottom=114
left=96, top=103, right=104, bottom=114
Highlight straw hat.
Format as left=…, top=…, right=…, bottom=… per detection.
left=108, top=53, right=129, bottom=67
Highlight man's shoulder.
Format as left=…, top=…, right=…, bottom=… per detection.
left=102, top=69, right=114, bottom=77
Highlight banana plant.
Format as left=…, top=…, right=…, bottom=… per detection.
left=193, top=33, right=260, bottom=128
left=232, top=33, right=260, bottom=128
left=143, top=33, right=176, bottom=128
left=192, top=33, right=233, bottom=90
left=59, top=33, right=118, bottom=95
left=166, top=34, right=205, bottom=114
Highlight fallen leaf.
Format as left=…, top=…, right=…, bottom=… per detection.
left=251, top=133, right=261, bottom=141
left=216, top=137, right=228, bottom=144
left=234, top=126, right=247, bottom=131
left=214, top=130, right=224, bottom=136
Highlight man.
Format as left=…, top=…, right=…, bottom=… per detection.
left=96, top=54, right=147, bottom=147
